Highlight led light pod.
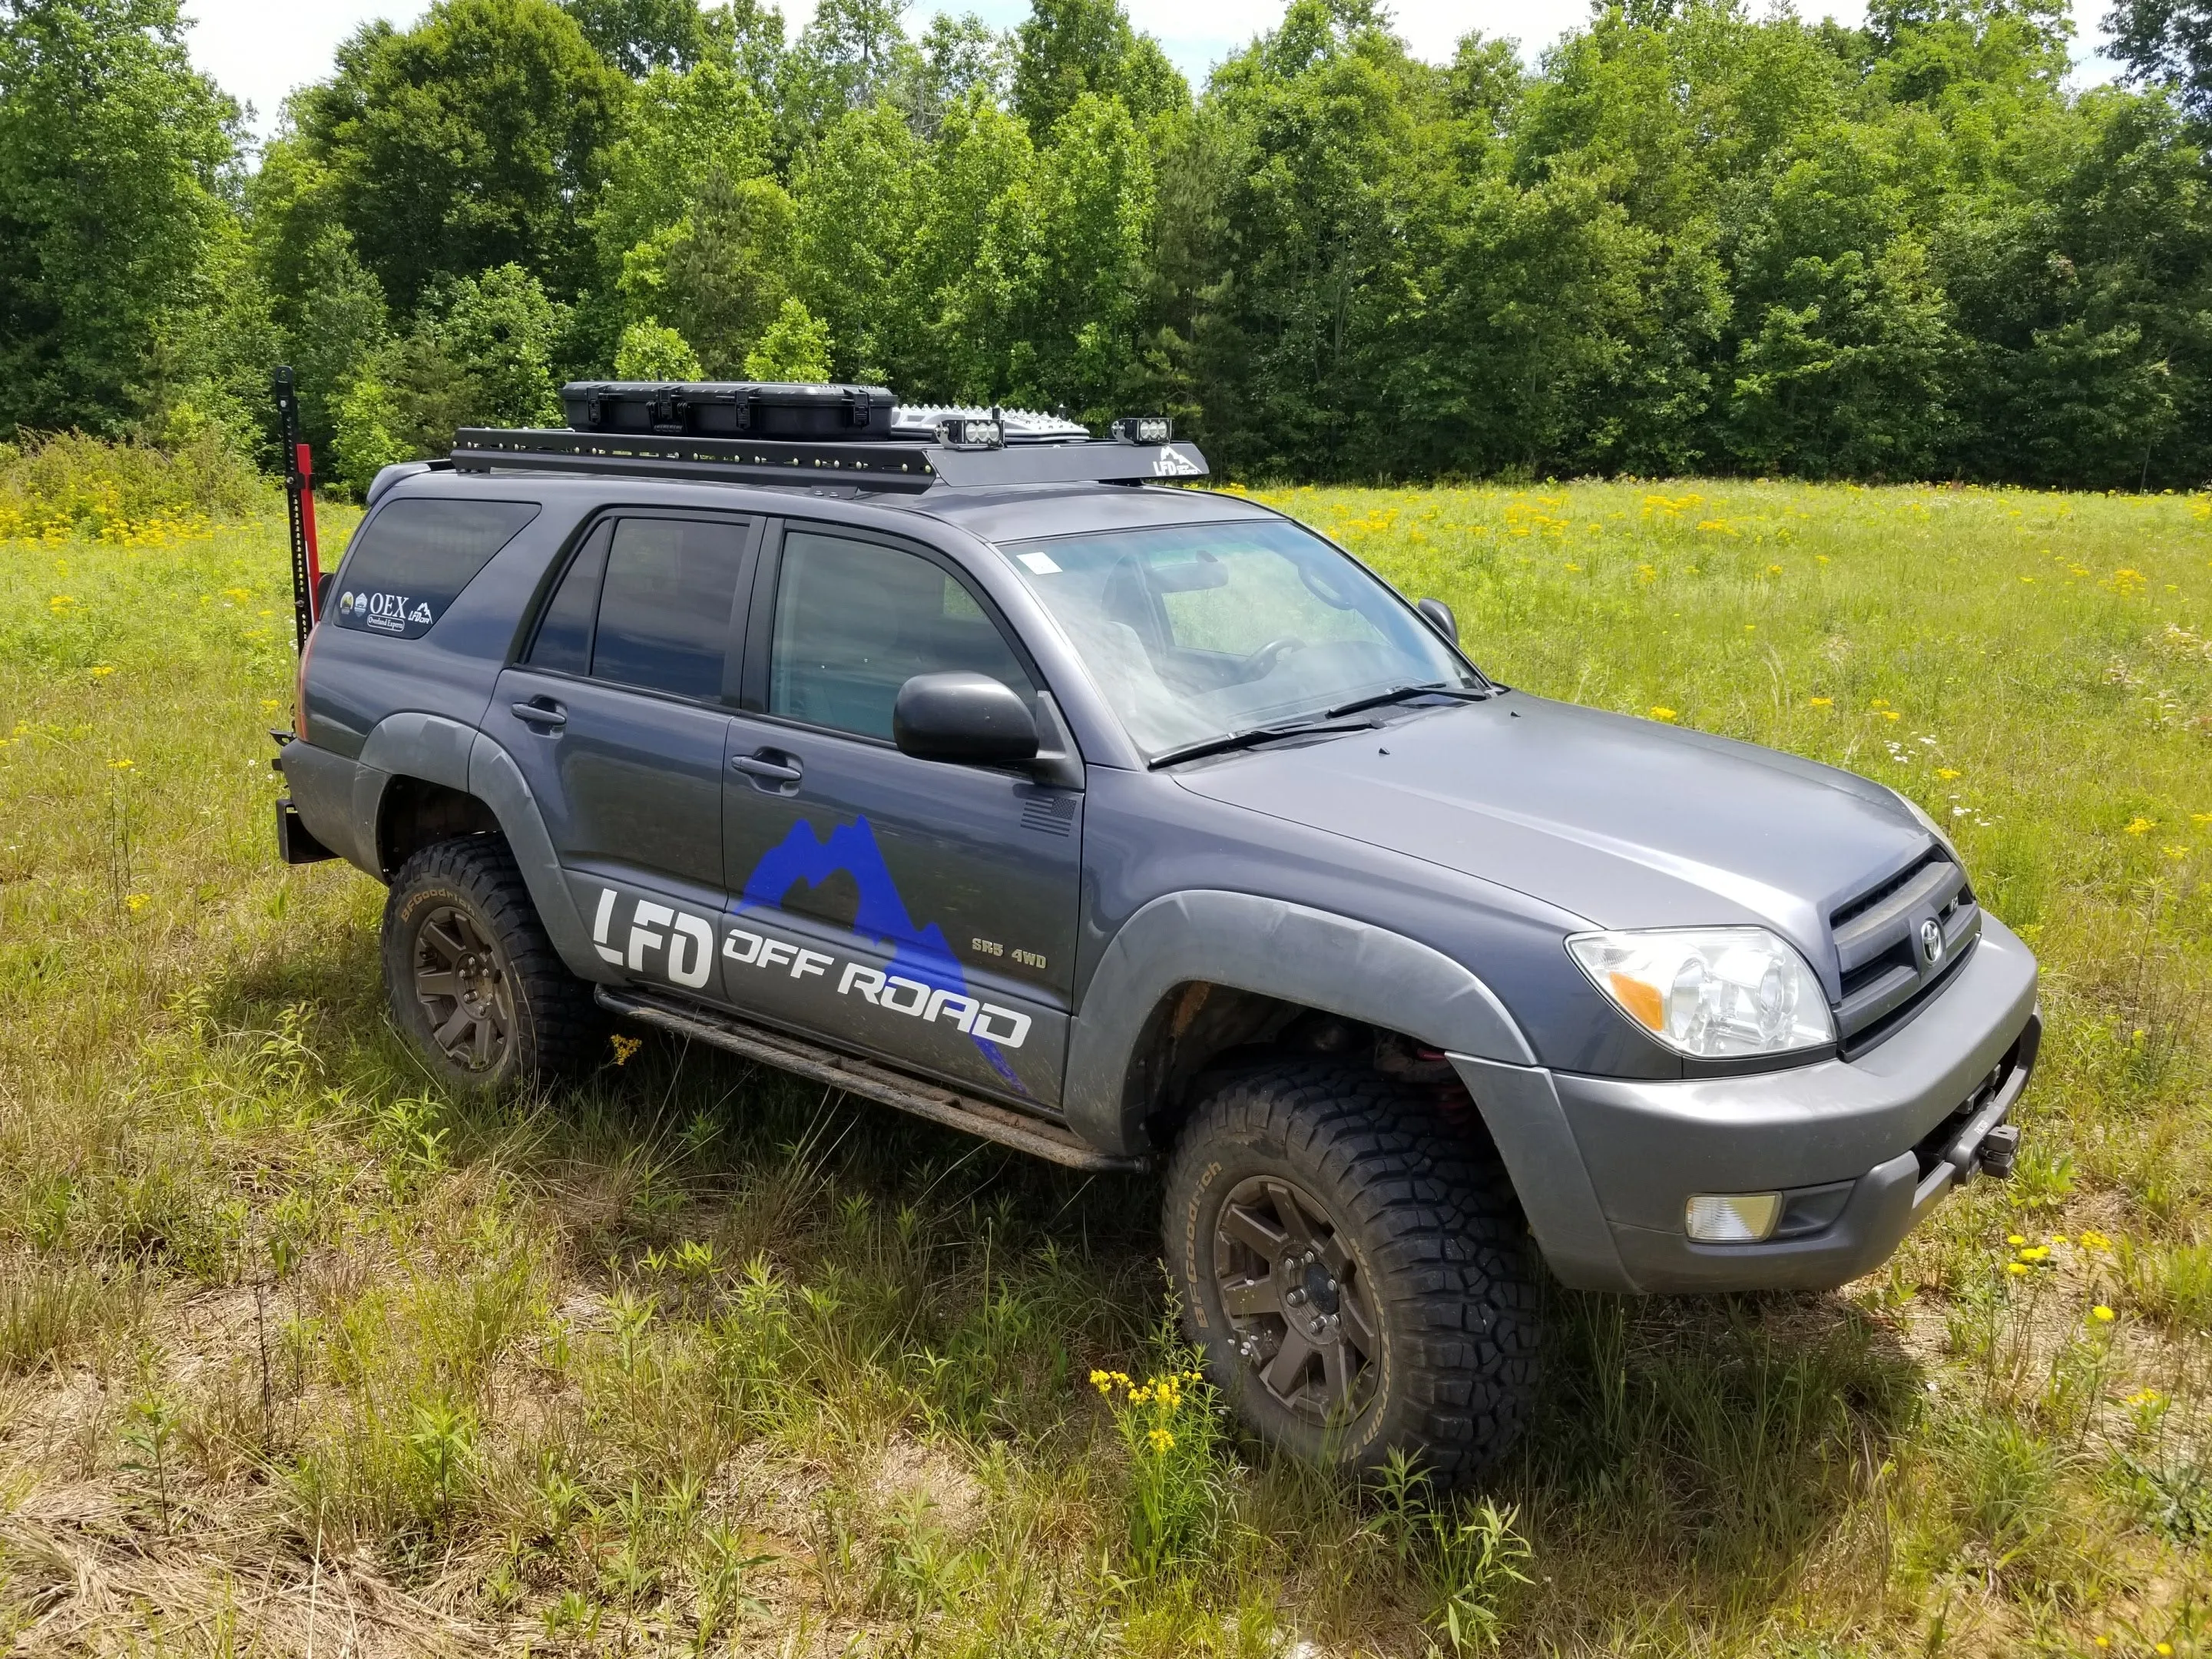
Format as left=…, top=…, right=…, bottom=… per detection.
left=1566, top=926, right=1833, bottom=1059
left=1111, top=416, right=1172, bottom=444
left=935, top=416, right=1003, bottom=449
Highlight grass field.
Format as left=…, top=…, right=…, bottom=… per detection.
left=3, top=478, right=2211, bottom=1656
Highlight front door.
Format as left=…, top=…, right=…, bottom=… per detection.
left=487, top=512, right=754, bottom=989
left=718, top=524, right=1082, bottom=1108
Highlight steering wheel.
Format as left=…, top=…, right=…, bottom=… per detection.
left=1232, top=636, right=1303, bottom=683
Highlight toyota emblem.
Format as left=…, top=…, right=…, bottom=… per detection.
left=1919, top=918, right=1945, bottom=966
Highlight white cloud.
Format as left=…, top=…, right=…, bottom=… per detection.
left=184, top=0, right=2124, bottom=144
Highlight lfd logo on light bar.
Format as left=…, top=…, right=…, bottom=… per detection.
left=590, top=888, right=1030, bottom=1049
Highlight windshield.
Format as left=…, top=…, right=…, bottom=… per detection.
left=998, top=519, right=1480, bottom=760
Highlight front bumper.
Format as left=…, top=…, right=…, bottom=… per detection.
left=1453, top=916, right=2041, bottom=1294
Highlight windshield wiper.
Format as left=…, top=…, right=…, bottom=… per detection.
left=1147, top=718, right=1378, bottom=769
left=1325, top=682, right=1489, bottom=719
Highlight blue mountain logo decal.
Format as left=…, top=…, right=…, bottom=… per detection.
left=734, top=816, right=1025, bottom=1092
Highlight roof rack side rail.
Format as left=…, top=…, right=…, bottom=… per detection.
left=449, top=426, right=1211, bottom=491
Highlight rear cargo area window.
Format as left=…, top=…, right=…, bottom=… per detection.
left=333, top=499, right=539, bottom=639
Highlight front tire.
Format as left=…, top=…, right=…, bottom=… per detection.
left=1163, top=1060, right=1539, bottom=1485
left=380, top=836, right=603, bottom=1093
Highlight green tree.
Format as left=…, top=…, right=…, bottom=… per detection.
left=790, top=103, right=926, bottom=380
left=2108, top=0, right=2212, bottom=121
left=1180, top=0, right=1427, bottom=476
left=283, top=0, right=631, bottom=313
left=1011, top=0, right=1186, bottom=136
left=0, top=0, right=240, bottom=434
left=623, top=167, right=799, bottom=373
left=437, top=262, right=568, bottom=426
left=559, top=0, right=707, bottom=75
left=591, top=58, right=773, bottom=276
left=744, top=296, right=833, bottom=379
left=614, top=317, right=704, bottom=376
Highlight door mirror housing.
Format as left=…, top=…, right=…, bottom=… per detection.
left=1416, top=597, right=1459, bottom=646
left=893, top=671, right=1040, bottom=765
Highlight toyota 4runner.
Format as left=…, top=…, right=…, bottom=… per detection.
left=276, top=392, right=2041, bottom=1483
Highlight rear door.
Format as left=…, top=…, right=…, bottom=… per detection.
left=717, top=522, right=1083, bottom=1108
left=488, top=512, right=755, bottom=990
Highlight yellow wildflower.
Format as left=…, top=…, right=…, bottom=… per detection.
left=1882, top=710, right=1901, bottom=721
left=2081, top=1230, right=2111, bottom=1250
left=1936, top=767, right=1960, bottom=780
left=1815, top=555, right=1830, bottom=564
left=1810, top=696, right=1833, bottom=708
left=1766, top=564, right=1783, bottom=575
left=1147, top=1427, right=1175, bottom=1452
left=2050, top=1235, right=2068, bottom=1246
left=2124, top=817, right=2155, bottom=835
left=1870, top=698, right=1890, bottom=708
left=2007, top=1233, right=2026, bottom=1246
left=126, top=894, right=148, bottom=912
left=109, top=758, right=133, bottom=770
left=609, top=1033, right=641, bottom=1066
left=2092, top=1305, right=2116, bottom=1323
left=2166, top=846, right=2190, bottom=860
left=90, top=664, right=115, bottom=677
left=1649, top=707, right=1678, bottom=723
left=48, top=594, right=74, bottom=610
left=2006, top=1262, right=2029, bottom=1277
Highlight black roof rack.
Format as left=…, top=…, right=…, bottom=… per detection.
left=449, top=426, right=1210, bottom=493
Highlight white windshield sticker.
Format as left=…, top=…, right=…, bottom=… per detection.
left=1018, top=551, right=1062, bottom=575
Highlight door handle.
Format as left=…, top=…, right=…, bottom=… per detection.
left=731, top=750, right=803, bottom=785
left=512, top=700, right=567, bottom=728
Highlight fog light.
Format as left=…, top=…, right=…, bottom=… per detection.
left=1685, top=1192, right=1783, bottom=1243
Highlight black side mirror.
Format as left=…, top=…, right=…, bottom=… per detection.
left=1416, top=597, right=1459, bottom=645
left=893, top=672, right=1039, bottom=765
left=315, top=571, right=336, bottom=619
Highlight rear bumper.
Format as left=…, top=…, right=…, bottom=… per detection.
left=1454, top=916, right=2041, bottom=1294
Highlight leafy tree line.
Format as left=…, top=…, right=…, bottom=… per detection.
left=3, top=0, right=2211, bottom=489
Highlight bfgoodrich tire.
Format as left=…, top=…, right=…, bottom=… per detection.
left=1164, top=1060, right=1539, bottom=1485
left=380, top=836, right=604, bottom=1094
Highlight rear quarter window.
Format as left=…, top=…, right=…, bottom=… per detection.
left=332, top=499, right=540, bottom=639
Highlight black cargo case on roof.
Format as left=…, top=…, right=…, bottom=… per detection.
left=561, top=380, right=895, bottom=440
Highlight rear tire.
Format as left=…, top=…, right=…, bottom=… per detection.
left=1163, top=1059, right=1538, bottom=1486
left=380, top=836, right=604, bottom=1093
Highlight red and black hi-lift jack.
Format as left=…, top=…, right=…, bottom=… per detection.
left=273, top=365, right=323, bottom=651
left=272, top=366, right=338, bottom=863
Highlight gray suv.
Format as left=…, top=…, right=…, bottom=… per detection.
left=276, top=401, right=2039, bottom=1483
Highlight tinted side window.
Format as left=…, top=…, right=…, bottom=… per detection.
left=770, top=531, right=1032, bottom=740
left=334, top=499, right=539, bottom=638
left=526, top=526, right=608, bottom=674
left=590, top=518, right=747, bottom=700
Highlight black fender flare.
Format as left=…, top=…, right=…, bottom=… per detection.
left=1063, top=889, right=1537, bottom=1154
left=350, top=714, right=605, bottom=981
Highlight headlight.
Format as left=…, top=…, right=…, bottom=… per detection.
left=1566, top=927, right=1834, bottom=1059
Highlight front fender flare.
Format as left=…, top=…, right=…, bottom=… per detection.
left=1064, top=890, right=1537, bottom=1154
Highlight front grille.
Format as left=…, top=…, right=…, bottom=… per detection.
left=1830, top=849, right=1980, bottom=1056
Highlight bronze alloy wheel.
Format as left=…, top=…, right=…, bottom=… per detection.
left=1213, top=1174, right=1382, bottom=1427
left=410, top=902, right=515, bottom=1072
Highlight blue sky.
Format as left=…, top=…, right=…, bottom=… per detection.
left=182, top=0, right=2128, bottom=143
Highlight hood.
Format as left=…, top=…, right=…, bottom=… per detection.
left=1171, top=693, right=1937, bottom=981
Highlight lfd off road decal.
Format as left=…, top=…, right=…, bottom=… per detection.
left=732, top=816, right=1031, bottom=1091
left=587, top=818, right=1033, bottom=1088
